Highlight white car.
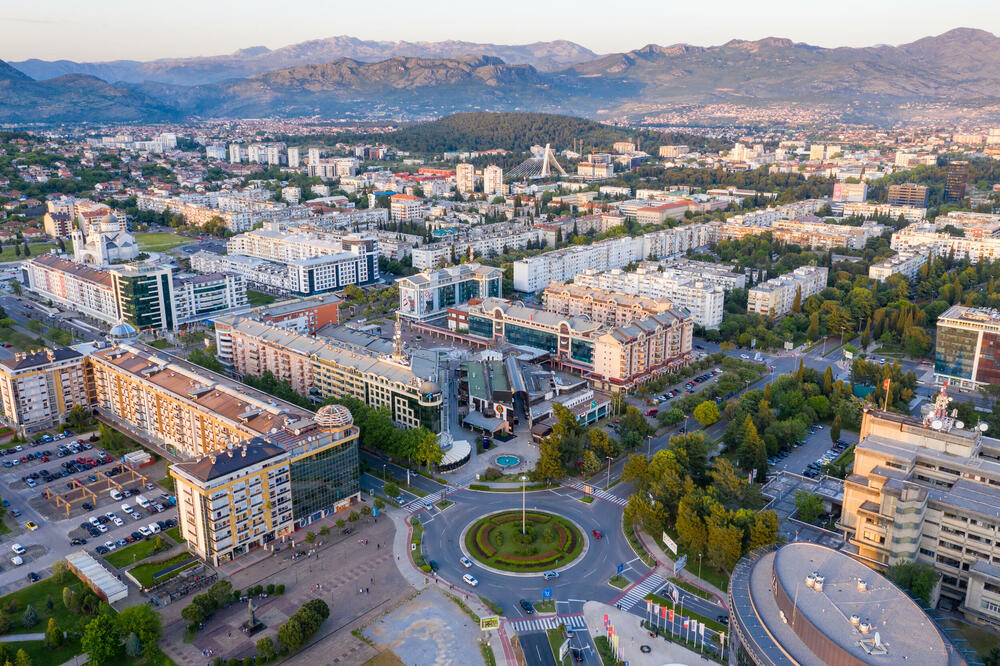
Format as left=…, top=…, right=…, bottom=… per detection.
left=104, top=512, right=117, bottom=521
left=104, top=540, right=117, bottom=551
left=462, top=573, right=479, bottom=587
left=89, top=516, right=101, bottom=527
left=740, top=354, right=750, bottom=359
left=138, top=526, right=152, bottom=537
left=97, top=523, right=108, bottom=533
left=113, top=517, right=124, bottom=527
left=121, top=503, right=133, bottom=514
left=10, top=543, right=26, bottom=555
left=460, top=557, right=473, bottom=568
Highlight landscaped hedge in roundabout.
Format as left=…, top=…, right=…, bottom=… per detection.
left=464, top=510, right=584, bottom=572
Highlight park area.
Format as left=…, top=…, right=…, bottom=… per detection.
left=465, top=510, right=583, bottom=572
left=134, top=232, right=191, bottom=252
left=128, top=552, right=199, bottom=588
left=0, top=242, right=65, bottom=263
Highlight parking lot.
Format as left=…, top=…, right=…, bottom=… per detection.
left=0, top=431, right=178, bottom=590
left=769, top=425, right=859, bottom=477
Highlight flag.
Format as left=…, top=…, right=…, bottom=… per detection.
left=661, top=606, right=667, bottom=619
left=653, top=603, right=660, bottom=616
left=613, top=634, right=619, bottom=650
left=883, top=378, right=890, bottom=390
left=603, top=614, right=608, bottom=624
left=683, top=619, right=689, bottom=629
left=699, top=621, right=705, bottom=637
left=646, top=599, right=653, bottom=611
left=669, top=609, right=674, bottom=621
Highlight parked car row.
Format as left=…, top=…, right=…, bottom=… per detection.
left=804, top=439, right=850, bottom=478
left=91, top=519, right=175, bottom=553
left=22, top=455, right=115, bottom=486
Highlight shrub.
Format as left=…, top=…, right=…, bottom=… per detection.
left=266, top=584, right=275, bottom=595
left=336, top=518, right=345, bottom=528
left=482, top=467, right=503, bottom=481
left=348, top=510, right=360, bottom=522
left=276, top=584, right=285, bottom=595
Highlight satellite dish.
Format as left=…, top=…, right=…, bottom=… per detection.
left=874, top=631, right=882, bottom=647
left=956, top=421, right=965, bottom=430
left=931, top=420, right=943, bottom=430
left=980, top=423, right=990, bottom=432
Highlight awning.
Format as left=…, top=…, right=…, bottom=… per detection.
left=462, top=411, right=506, bottom=433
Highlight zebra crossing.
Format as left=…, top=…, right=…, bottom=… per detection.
left=614, top=573, right=666, bottom=610
left=508, top=614, right=586, bottom=634
left=565, top=481, right=628, bottom=507
left=404, top=487, right=450, bottom=512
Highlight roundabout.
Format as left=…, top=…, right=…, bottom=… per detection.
left=462, top=510, right=585, bottom=574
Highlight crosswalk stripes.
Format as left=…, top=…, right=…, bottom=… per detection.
left=404, top=486, right=454, bottom=513
left=614, top=573, right=665, bottom=611
left=565, top=481, right=628, bottom=507
left=508, top=614, right=586, bottom=634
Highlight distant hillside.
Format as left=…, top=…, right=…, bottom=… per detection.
left=11, top=36, right=598, bottom=85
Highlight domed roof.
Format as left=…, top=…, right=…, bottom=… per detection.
left=109, top=320, right=138, bottom=339
left=421, top=380, right=439, bottom=395
left=315, top=404, right=353, bottom=431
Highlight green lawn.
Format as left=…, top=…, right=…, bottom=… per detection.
left=165, top=526, right=184, bottom=544
left=535, top=600, right=555, bottom=613
left=609, top=574, right=629, bottom=589
left=0, top=517, right=11, bottom=536
left=127, top=552, right=197, bottom=587
left=0, top=574, right=91, bottom=637
left=134, top=232, right=192, bottom=252
left=466, top=511, right=584, bottom=573
left=104, top=538, right=170, bottom=569
left=1, top=638, right=81, bottom=666
left=944, top=619, right=1000, bottom=659
left=0, top=243, right=67, bottom=264
left=247, top=290, right=277, bottom=306
left=157, top=475, right=175, bottom=492
left=546, top=627, right=566, bottom=664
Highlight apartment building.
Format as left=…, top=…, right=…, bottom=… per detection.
left=456, top=163, right=475, bottom=195
left=842, top=202, right=927, bottom=222
left=461, top=298, right=692, bottom=391
left=577, top=161, right=614, bottom=179
left=511, top=224, right=712, bottom=293
left=832, top=181, right=868, bottom=203
left=0, top=347, right=90, bottom=433
left=411, top=227, right=542, bottom=270
left=891, top=226, right=1000, bottom=264
left=658, top=145, right=688, bottom=158
left=389, top=194, right=423, bottom=222
left=171, top=273, right=248, bottom=323
left=483, top=166, right=504, bottom=197
left=23, top=254, right=119, bottom=323
left=869, top=250, right=932, bottom=282
left=214, top=317, right=442, bottom=432
left=542, top=282, right=685, bottom=327
left=840, top=395, right=1000, bottom=627
left=714, top=216, right=884, bottom=250
left=573, top=267, right=724, bottom=329
left=397, top=263, right=502, bottom=322
left=248, top=293, right=342, bottom=335
left=747, top=265, right=828, bottom=317
left=650, top=258, right=747, bottom=291
left=933, top=306, right=1000, bottom=391
left=888, top=183, right=930, bottom=208
left=170, top=401, right=361, bottom=566
left=190, top=252, right=294, bottom=293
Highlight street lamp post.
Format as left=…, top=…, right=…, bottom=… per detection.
left=520, top=475, right=527, bottom=535
left=606, top=456, right=614, bottom=490
left=647, top=435, right=652, bottom=459
left=698, top=552, right=703, bottom=582
left=382, top=464, right=387, bottom=481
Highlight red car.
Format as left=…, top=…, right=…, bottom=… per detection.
left=645, top=408, right=658, bottom=416
left=592, top=529, right=603, bottom=540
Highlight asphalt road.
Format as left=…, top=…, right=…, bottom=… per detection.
left=520, top=632, right=557, bottom=666
left=656, top=580, right=725, bottom=621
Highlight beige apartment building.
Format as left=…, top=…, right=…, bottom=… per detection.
left=542, top=282, right=682, bottom=329
left=747, top=265, right=828, bottom=317
left=0, top=347, right=91, bottom=433
left=840, top=394, right=1000, bottom=628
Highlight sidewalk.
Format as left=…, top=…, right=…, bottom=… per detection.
left=389, top=508, right=514, bottom=665
left=633, top=528, right=729, bottom=609
left=582, top=600, right=701, bottom=666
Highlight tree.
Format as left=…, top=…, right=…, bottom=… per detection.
left=305, top=531, right=316, bottom=543
left=65, top=404, right=91, bottom=431
left=887, top=561, right=939, bottom=606
left=256, top=636, right=277, bottom=662
left=43, top=617, right=61, bottom=648
left=587, top=428, right=615, bottom=459
left=181, top=601, right=208, bottom=627
left=692, top=401, right=720, bottom=427
left=830, top=414, right=842, bottom=445
left=0, top=612, right=10, bottom=634
left=413, top=429, right=443, bottom=470
left=533, top=437, right=564, bottom=482
left=13, top=650, right=29, bottom=666
left=749, top=511, right=779, bottom=550
left=81, top=614, right=121, bottom=665
left=794, top=490, right=823, bottom=524
left=382, top=481, right=400, bottom=498
left=20, top=605, right=37, bottom=629
left=737, top=416, right=767, bottom=477
left=207, top=580, right=233, bottom=608
left=117, top=603, right=162, bottom=659
left=660, top=408, right=684, bottom=426
left=22, top=244, right=29, bottom=257
left=277, top=616, right=305, bottom=652
left=790, top=286, right=802, bottom=314
left=61, top=587, right=76, bottom=612
left=124, top=632, right=142, bottom=658
left=621, top=454, right=650, bottom=492
left=806, top=312, right=820, bottom=340
left=581, top=449, right=601, bottom=475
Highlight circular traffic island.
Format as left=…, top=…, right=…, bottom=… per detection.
left=464, top=510, right=584, bottom=573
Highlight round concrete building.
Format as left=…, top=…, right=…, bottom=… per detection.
left=728, top=542, right=959, bottom=665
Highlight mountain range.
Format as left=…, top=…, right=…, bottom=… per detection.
left=3, top=28, right=1000, bottom=124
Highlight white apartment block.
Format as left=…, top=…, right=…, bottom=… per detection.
left=281, top=186, right=300, bottom=204
left=389, top=194, right=423, bottom=222
left=659, top=145, right=688, bottom=159
left=172, top=273, right=248, bottom=324
left=891, top=226, right=1000, bottom=264
left=869, top=250, right=933, bottom=282
left=287, top=147, right=300, bottom=168
left=0, top=347, right=90, bottom=433
left=191, top=252, right=294, bottom=293
left=456, top=163, right=475, bottom=195
left=23, top=254, right=119, bottom=323
left=411, top=227, right=542, bottom=270
left=512, top=224, right=712, bottom=293
left=483, top=165, right=504, bottom=197
left=843, top=202, right=927, bottom=222
left=574, top=267, right=725, bottom=330
left=747, top=265, right=829, bottom=317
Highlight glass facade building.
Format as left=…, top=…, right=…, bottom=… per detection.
left=289, top=439, right=360, bottom=527
left=935, top=326, right=979, bottom=381
left=933, top=305, right=1000, bottom=390
left=468, top=315, right=494, bottom=339
left=505, top=323, right=558, bottom=354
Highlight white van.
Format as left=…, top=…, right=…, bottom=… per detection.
left=147, top=522, right=161, bottom=534
left=135, top=494, right=150, bottom=508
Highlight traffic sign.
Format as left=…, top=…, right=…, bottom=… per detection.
left=662, top=532, right=678, bottom=555
left=617, top=562, right=624, bottom=574
left=480, top=616, right=500, bottom=631
left=542, top=587, right=553, bottom=599
left=674, top=554, right=688, bottom=576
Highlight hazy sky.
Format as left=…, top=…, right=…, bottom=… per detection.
left=2, top=0, right=995, bottom=61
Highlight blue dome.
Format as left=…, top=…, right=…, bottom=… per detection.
left=109, top=321, right=138, bottom=339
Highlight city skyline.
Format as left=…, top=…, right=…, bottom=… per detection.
left=1, top=0, right=997, bottom=62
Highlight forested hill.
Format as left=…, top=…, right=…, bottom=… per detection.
left=324, top=112, right=730, bottom=154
